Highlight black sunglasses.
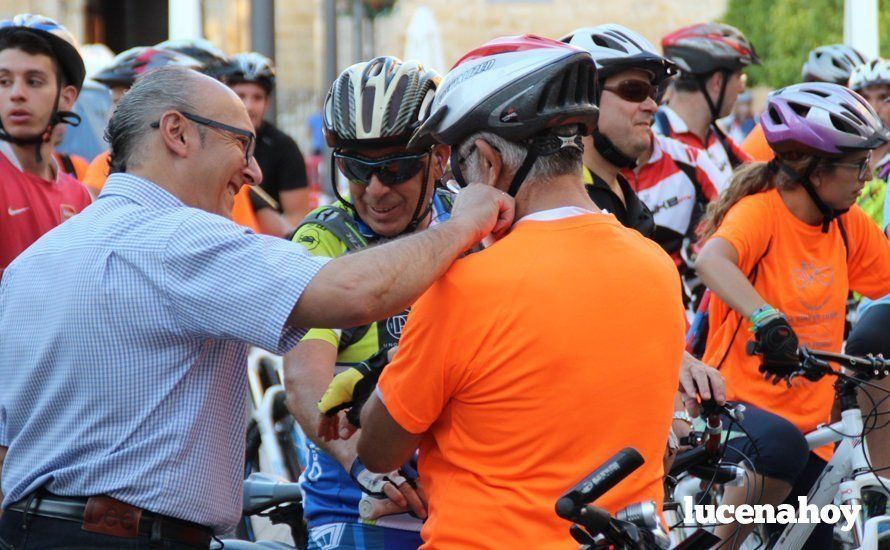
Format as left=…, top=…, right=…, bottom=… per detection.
left=333, top=151, right=430, bottom=186
left=602, top=79, right=661, bottom=104
left=151, top=111, right=256, bottom=166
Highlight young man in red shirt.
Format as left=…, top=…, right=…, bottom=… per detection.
left=0, top=15, right=91, bottom=277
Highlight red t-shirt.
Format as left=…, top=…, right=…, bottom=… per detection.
left=0, top=144, right=92, bottom=273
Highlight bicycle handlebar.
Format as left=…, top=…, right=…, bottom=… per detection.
left=556, top=447, right=644, bottom=520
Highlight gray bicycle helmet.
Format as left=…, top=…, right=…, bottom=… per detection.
left=849, top=58, right=890, bottom=91
left=154, top=38, right=230, bottom=79
left=408, top=34, right=600, bottom=196
left=801, top=44, right=868, bottom=85
left=223, top=52, right=276, bottom=94
left=561, top=24, right=676, bottom=83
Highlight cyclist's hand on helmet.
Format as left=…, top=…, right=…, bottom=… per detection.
left=350, top=457, right=427, bottom=519
left=449, top=182, right=515, bottom=244
left=679, top=353, right=726, bottom=416
left=317, top=348, right=392, bottom=440
left=752, top=317, right=800, bottom=384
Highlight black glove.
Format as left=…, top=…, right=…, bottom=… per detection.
left=752, top=317, right=800, bottom=383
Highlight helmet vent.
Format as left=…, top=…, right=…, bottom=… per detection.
left=829, top=114, right=857, bottom=135
left=768, top=106, right=782, bottom=125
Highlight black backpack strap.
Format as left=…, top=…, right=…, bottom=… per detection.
left=58, top=153, right=76, bottom=176
left=296, top=206, right=368, bottom=252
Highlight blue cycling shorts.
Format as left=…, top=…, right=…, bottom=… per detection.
left=307, top=522, right=422, bottom=550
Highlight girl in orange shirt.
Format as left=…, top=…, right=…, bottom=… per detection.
left=695, top=83, right=890, bottom=549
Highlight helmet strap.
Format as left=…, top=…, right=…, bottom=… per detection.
left=779, top=160, right=840, bottom=233
left=329, top=152, right=358, bottom=214
left=592, top=129, right=637, bottom=169
left=696, top=70, right=731, bottom=124
left=0, top=81, right=81, bottom=165
left=403, top=152, right=434, bottom=233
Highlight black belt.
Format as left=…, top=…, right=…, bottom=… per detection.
left=9, top=491, right=212, bottom=548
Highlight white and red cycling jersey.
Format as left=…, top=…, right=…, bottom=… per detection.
left=624, top=132, right=722, bottom=263
left=653, top=105, right=751, bottom=191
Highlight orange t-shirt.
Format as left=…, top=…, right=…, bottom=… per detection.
left=378, top=210, right=686, bottom=549
left=82, top=150, right=260, bottom=232
left=740, top=123, right=775, bottom=163
left=52, top=151, right=89, bottom=181
left=703, top=190, right=890, bottom=460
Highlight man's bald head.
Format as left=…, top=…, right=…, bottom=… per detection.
left=105, top=66, right=241, bottom=173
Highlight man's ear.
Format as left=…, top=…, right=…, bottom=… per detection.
left=431, top=144, right=449, bottom=178
left=706, top=71, right=724, bottom=99
left=158, top=111, right=190, bottom=159
left=58, top=85, right=78, bottom=112
left=473, top=138, right=505, bottom=190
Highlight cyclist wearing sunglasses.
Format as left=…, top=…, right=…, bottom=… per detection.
left=563, top=25, right=724, bottom=310
left=657, top=23, right=760, bottom=190
left=283, top=56, right=449, bottom=550
left=694, top=83, right=890, bottom=548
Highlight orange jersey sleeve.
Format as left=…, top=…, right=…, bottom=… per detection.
left=82, top=150, right=110, bottom=192
left=740, top=123, right=775, bottom=163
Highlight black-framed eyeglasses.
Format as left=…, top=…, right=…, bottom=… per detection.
left=333, top=150, right=430, bottom=186
left=825, top=154, right=872, bottom=182
left=151, top=111, right=256, bottom=166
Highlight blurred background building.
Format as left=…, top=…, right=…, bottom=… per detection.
left=0, top=0, right=730, bottom=153
left=2, top=0, right=884, bottom=154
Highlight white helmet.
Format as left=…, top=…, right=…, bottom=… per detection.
left=801, top=44, right=868, bottom=85
left=849, top=58, right=890, bottom=91
left=561, top=24, right=675, bottom=83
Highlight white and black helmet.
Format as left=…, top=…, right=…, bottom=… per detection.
left=801, top=44, right=868, bottom=85
left=561, top=24, right=676, bottom=84
left=849, top=58, right=890, bottom=91
left=324, top=56, right=440, bottom=151
left=224, top=52, right=276, bottom=93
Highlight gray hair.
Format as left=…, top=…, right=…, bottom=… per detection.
left=457, top=127, right=583, bottom=186
left=105, top=66, right=206, bottom=173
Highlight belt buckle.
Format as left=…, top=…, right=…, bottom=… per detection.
left=81, top=495, right=142, bottom=538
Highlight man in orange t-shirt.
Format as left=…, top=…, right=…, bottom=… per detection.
left=356, top=37, right=686, bottom=548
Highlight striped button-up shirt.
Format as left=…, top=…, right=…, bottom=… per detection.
left=0, top=173, right=328, bottom=533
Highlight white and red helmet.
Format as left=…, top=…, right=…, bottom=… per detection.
left=408, top=35, right=599, bottom=151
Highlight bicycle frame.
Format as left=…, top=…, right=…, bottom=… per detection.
left=771, top=408, right=890, bottom=549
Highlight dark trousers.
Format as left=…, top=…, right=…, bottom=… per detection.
left=0, top=510, right=207, bottom=549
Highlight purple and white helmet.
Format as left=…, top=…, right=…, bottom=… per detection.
left=761, top=82, right=889, bottom=158
left=849, top=58, right=890, bottom=91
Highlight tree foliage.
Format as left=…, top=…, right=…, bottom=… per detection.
left=723, top=0, right=890, bottom=88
